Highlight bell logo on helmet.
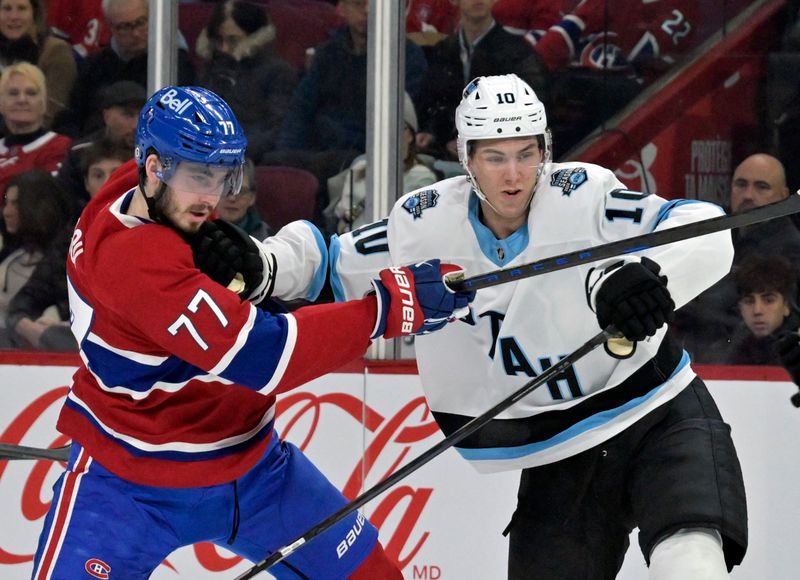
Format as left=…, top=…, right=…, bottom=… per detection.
left=159, top=88, right=192, bottom=115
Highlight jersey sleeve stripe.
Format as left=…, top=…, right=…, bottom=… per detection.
left=209, top=302, right=258, bottom=376
left=652, top=199, right=723, bottom=229
left=85, top=332, right=169, bottom=365
left=328, top=234, right=347, bottom=302
left=64, top=390, right=276, bottom=455
left=257, top=312, right=297, bottom=395
left=303, top=219, right=329, bottom=301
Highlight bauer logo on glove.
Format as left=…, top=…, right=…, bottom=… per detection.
left=371, top=259, right=475, bottom=339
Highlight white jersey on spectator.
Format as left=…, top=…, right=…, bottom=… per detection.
left=330, top=162, right=733, bottom=473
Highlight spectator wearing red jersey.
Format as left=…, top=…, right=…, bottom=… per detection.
left=406, top=0, right=459, bottom=34
left=47, top=0, right=110, bottom=59
left=0, top=62, right=71, bottom=194
left=521, top=0, right=699, bottom=153
left=492, top=0, right=562, bottom=32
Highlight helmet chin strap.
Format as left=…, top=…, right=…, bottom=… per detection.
left=138, top=170, right=169, bottom=223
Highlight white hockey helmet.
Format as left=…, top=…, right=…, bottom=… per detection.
left=455, top=74, right=551, bottom=174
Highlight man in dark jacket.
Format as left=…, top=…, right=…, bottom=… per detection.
left=64, top=0, right=195, bottom=137
left=415, top=0, right=535, bottom=160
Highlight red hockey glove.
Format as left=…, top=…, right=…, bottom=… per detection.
left=371, top=260, right=475, bottom=339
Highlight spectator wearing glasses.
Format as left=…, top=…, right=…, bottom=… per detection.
left=66, top=0, right=195, bottom=137
left=0, top=0, right=77, bottom=129
left=195, top=0, right=297, bottom=162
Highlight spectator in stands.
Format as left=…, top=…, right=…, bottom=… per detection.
left=492, top=0, right=562, bottom=32
left=195, top=0, right=297, bottom=162
left=73, top=137, right=129, bottom=208
left=3, top=141, right=123, bottom=351
left=704, top=255, right=800, bottom=365
left=0, top=0, right=77, bottom=128
left=0, top=169, right=72, bottom=341
left=269, top=0, right=427, bottom=220
left=326, top=92, right=437, bottom=233
left=729, top=154, right=800, bottom=264
left=676, top=154, right=800, bottom=361
left=415, top=0, right=535, bottom=160
left=57, top=80, right=143, bottom=210
left=66, top=0, right=195, bottom=137
left=47, top=0, right=109, bottom=59
left=0, top=62, right=71, bottom=194
left=215, top=158, right=273, bottom=241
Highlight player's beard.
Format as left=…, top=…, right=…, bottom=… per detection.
left=154, top=188, right=212, bottom=235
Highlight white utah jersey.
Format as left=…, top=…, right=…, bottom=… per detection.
left=330, top=163, right=733, bottom=472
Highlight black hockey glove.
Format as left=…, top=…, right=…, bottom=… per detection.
left=776, top=331, right=800, bottom=386
left=594, top=257, right=675, bottom=342
left=190, top=219, right=270, bottom=300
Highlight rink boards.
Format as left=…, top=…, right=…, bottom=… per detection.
left=0, top=356, right=797, bottom=579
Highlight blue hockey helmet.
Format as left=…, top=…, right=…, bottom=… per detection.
left=135, top=86, right=247, bottom=196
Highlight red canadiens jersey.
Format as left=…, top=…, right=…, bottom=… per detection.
left=59, top=169, right=377, bottom=488
left=0, top=132, right=72, bottom=194
left=492, top=0, right=564, bottom=32
left=530, top=0, right=699, bottom=74
left=47, top=0, right=110, bottom=58
left=406, top=0, right=459, bottom=34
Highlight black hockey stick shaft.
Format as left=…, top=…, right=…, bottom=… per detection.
left=0, top=443, right=71, bottom=462
left=235, top=327, right=617, bottom=579
left=448, top=195, right=800, bottom=292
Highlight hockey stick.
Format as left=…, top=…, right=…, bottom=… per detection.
left=0, top=443, right=71, bottom=462
left=448, top=195, right=800, bottom=292
left=235, top=326, right=617, bottom=579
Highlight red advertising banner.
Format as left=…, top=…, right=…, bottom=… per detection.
left=1, top=358, right=799, bottom=578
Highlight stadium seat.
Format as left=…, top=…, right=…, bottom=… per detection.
left=265, top=0, right=343, bottom=70
left=178, top=2, right=216, bottom=69
left=254, top=166, right=319, bottom=230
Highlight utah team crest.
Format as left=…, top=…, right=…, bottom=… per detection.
left=551, top=168, right=588, bottom=195
left=402, top=189, right=439, bottom=219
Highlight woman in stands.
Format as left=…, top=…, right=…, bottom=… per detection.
left=0, top=169, right=72, bottom=342
left=195, top=0, right=298, bottom=162
left=0, top=62, right=71, bottom=194
left=0, top=0, right=77, bottom=128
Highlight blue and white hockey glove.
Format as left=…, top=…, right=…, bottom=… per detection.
left=190, top=219, right=276, bottom=303
left=371, top=260, right=475, bottom=339
left=592, top=257, right=675, bottom=342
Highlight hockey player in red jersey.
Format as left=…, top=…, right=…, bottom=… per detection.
left=31, top=86, right=474, bottom=579
left=526, top=0, right=698, bottom=79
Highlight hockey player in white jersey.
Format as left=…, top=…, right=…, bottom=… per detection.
left=327, top=74, right=747, bottom=579
left=210, top=74, right=747, bottom=578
